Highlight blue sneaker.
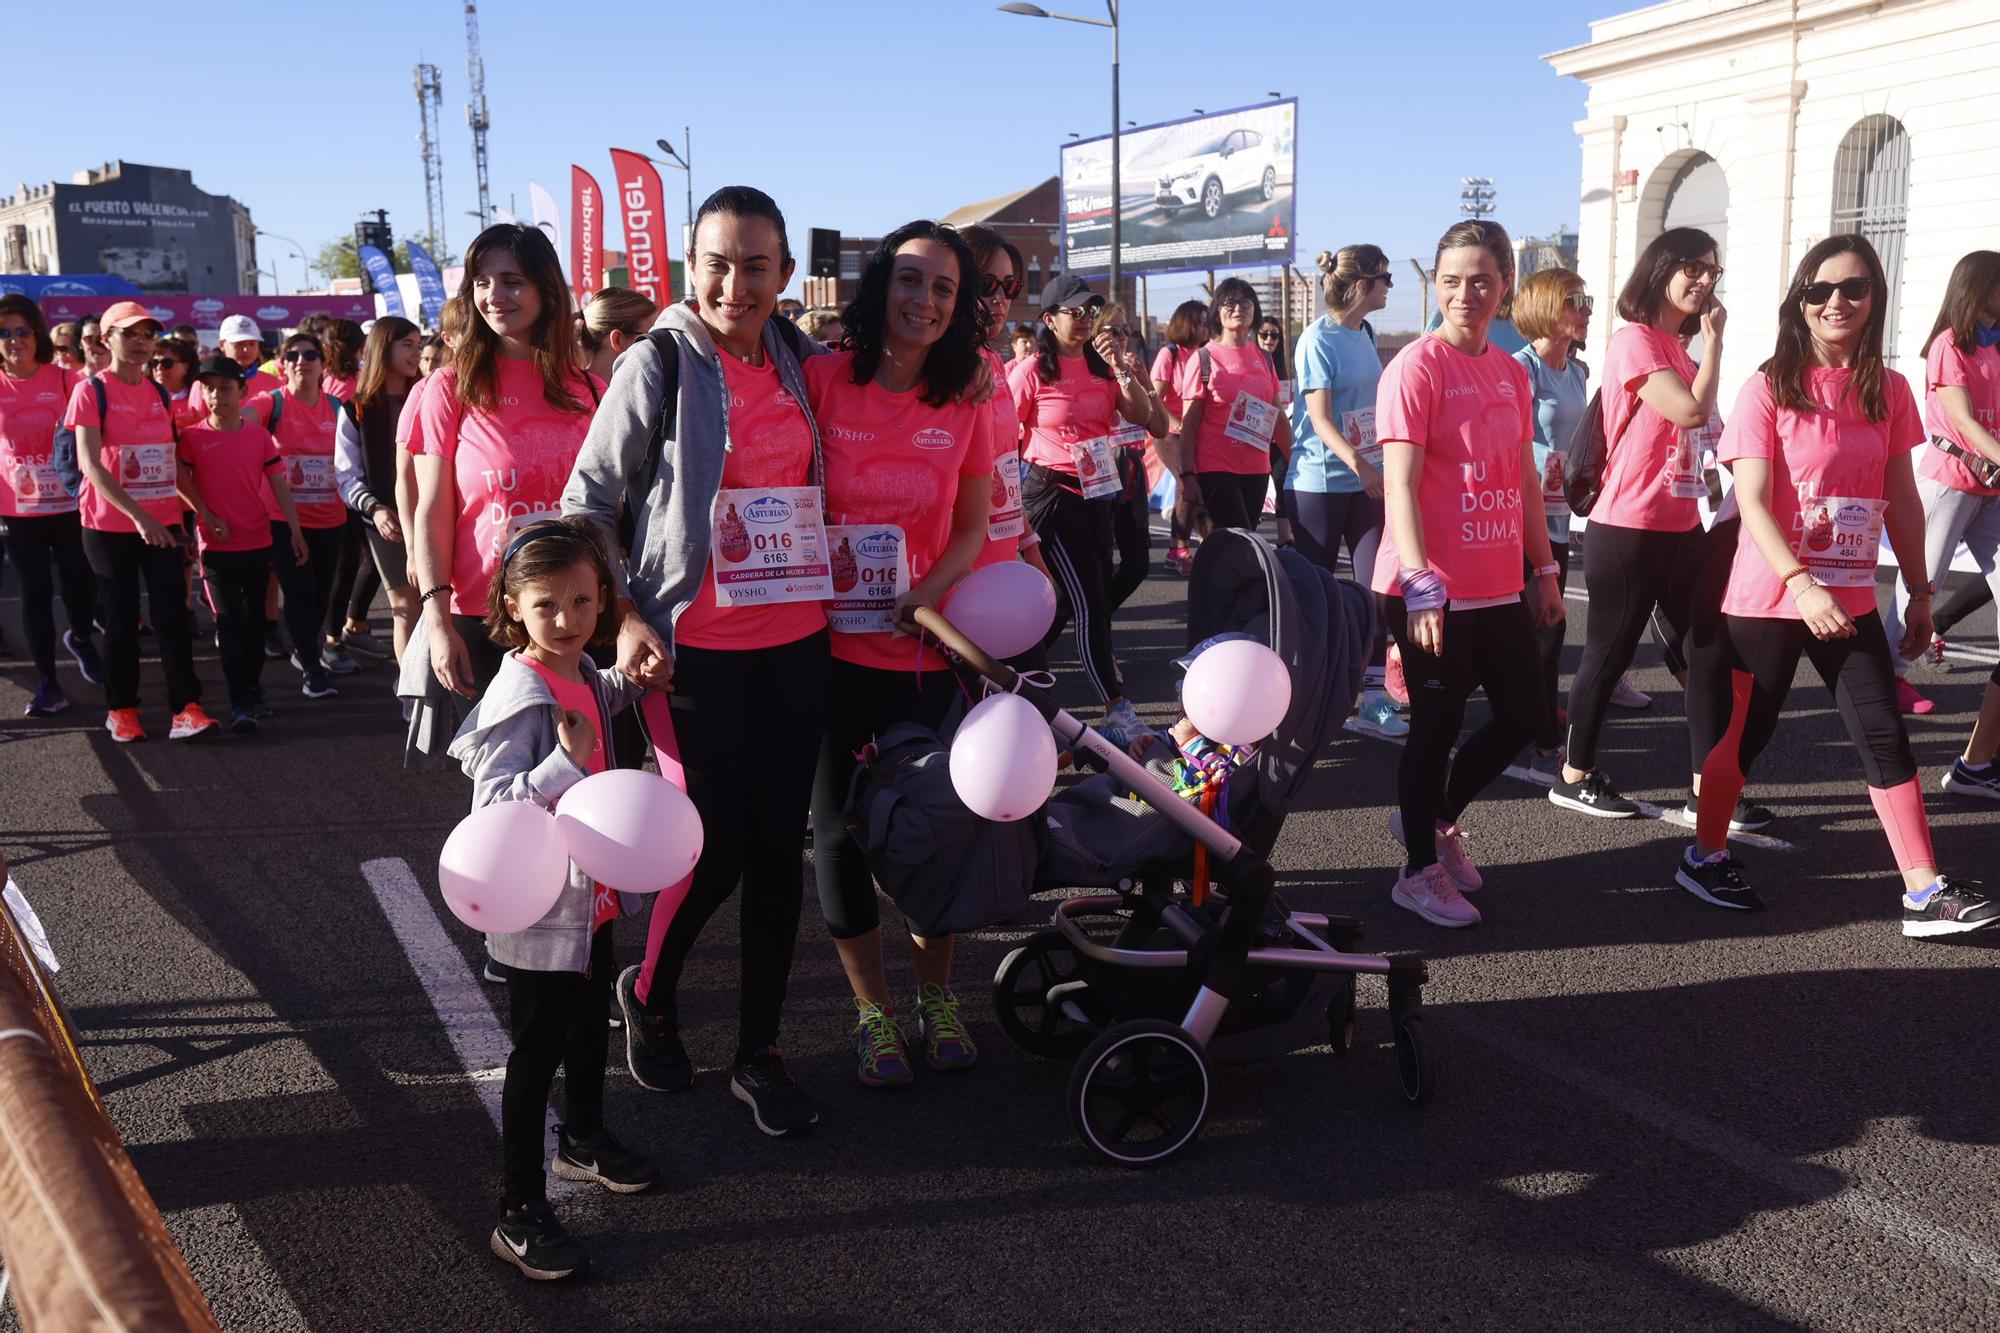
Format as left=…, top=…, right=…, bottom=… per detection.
left=1942, top=759, right=2000, bottom=803
left=1096, top=698, right=1152, bottom=751
left=25, top=677, right=70, bottom=717
left=1352, top=688, right=1410, bottom=739
left=64, top=630, right=104, bottom=686
left=229, top=710, right=258, bottom=734
left=911, top=983, right=978, bottom=1072
left=853, top=998, right=915, bottom=1088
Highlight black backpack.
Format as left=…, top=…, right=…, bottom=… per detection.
left=51, top=374, right=175, bottom=498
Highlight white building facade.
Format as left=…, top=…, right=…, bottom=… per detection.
left=1547, top=0, right=2000, bottom=405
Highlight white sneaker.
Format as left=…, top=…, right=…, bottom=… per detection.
left=1387, top=810, right=1481, bottom=891
left=1351, top=688, right=1409, bottom=738
left=1096, top=698, right=1153, bottom=751
left=1392, top=862, right=1481, bottom=928
left=1609, top=674, right=1652, bottom=710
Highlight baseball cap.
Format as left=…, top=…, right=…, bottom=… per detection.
left=194, top=353, right=248, bottom=384
left=1039, top=272, right=1104, bottom=314
left=98, top=300, right=163, bottom=334
left=1173, top=632, right=1257, bottom=673
left=218, top=314, right=261, bottom=343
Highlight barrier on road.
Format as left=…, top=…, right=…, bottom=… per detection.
left=0, top=890, right=219, bottom=1331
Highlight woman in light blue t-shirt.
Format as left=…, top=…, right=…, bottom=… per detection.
left=1286, top=244, right=1402, bottom=736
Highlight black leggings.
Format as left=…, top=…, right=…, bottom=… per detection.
left=1566, top=520, right=1704, bottom=770
left=1935, top=575, right=1994, bottom=636
left=1196, top=471, right=1267, bottom=531
left=1108, top=454, right=1151, bottom=611
left=1290, top=489, right=1388, bottom=668
left=1650, top=518, right=1739, bottom=682
left=811, top=659, right=961, bottom=940
left=199, top=546, right=272, bottom=709
left=639, top=631, right=829, bottom=1059
left=80, top=526, right=200, bottom=712
left=1026, top=465, right=1122, bottom=705
left=1525, top=543, right=1570, bottom=750
left=501, top=925, right=612, bottom=1209
left=2, top=512, right=96, bottom=678
left=1385, top=596, right=1544, bottom=868
left=1688, top=610, right=1916, bottom=790
left=270, top=521, right=344, bottom=663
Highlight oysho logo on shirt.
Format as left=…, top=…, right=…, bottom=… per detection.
left=826, top=425, right=875, bottom=443
left=744, top=495, right=793, bottom=523
left=911, top=427, right=955, bottom=451
left=1442, top=385, right=1480, bottom=401
left=35, top=391, right=59, bottom=403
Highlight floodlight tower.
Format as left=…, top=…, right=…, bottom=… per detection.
left=414, top=63, right=446, bottom=252
left=1459, top=177, right=1497, bottom=219
left=465, top=2, right=492, bottom=229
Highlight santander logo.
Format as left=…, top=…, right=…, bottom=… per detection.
left=911, top=427, right=955, bottom=451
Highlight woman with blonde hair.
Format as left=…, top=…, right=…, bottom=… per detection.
left=576, top=288, right=659, bottom=382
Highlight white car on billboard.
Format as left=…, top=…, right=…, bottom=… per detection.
left=1154, top=127, right=1279, bottom=220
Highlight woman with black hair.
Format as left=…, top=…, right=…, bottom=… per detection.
left=805, top=220, right=992, bottom=1088
left=956, top=222, right=1050, bottom=589
left=1677, top=235, right=1994, bottom=937
left=1172, top=276, right=1292, bottom=530
left=337, top=315, right=424, bottom=661
left=1152, top=300, right=1210, bottom=572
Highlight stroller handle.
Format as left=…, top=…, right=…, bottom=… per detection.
left=908, top=606, right=1015, bottom=693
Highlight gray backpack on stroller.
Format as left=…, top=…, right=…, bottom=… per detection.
left=843, top=724, right=1044, bottom=936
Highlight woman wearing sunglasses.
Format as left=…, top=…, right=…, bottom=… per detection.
left=1095, top=302, right=1166, bottom=610
left=50, top=322, right=86, bottom=374
left=1676, top=235, right=1995, bottom=938
left=958, top=223, right=1051, bottom=596
left=149, top=339, right=201, bottom=429
left=1173, top=277, right=1292, bottom=532
left=1550, top=228, right=1726, bottom=821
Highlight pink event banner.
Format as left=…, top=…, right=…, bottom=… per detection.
left=33, top=293, right=374, bottom=330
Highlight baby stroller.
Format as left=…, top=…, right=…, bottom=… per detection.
left=914, top=528, right=1433, bottom=1168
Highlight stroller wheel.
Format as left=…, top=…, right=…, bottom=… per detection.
left=1393, top=1015, right=1435, bottom=1105
left=1069, top=1019, right=1211, bottom=1167
left=993, top=930, right=1095, bottom=1058
left=1326, top=977, right=1357, bottom=1056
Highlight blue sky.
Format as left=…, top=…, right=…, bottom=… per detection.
left=8, top=0, right=1613, bottom=330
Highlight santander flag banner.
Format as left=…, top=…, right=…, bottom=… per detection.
left=570, top=166, right=603, bottom=306
left=529, top=180, right=562, bottom=268
left=609, top=148, right=671, bottom=309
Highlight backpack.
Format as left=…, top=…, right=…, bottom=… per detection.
left=264, top=389, right=355, bottom=433
left=842, top=723, right=1044, bottom=937
left=51, top=374, right=175, bottom=498
left=1562, top=387, right=1620, bottom=517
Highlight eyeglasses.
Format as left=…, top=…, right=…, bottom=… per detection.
left=1801, top=276, right=1873, bottom=305
left=1566, top=292, right=1595, bottom=315
left=1367, top=271, right=1394, bottom=289
left=1218, top=297, right=1252, bottom=310
left=0, top=327, right=35, bottom=341
left=1679, top=261, right=1725, bottom=284
left=980, top=274, right=1023, bottom=301
left=283, top=348, right=323, bottom=362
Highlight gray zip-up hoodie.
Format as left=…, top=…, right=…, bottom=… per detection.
left=445, top=652, right=646, bottom=974
left=560, top=302, right=824, bottom=652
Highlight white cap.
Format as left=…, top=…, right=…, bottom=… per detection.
left=217, top=314, right=261, bottom=343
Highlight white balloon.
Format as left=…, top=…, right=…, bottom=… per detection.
left=438, top=802, right=570, bottom=934
left=554, top=769, right=704, bottom=894
left=949, top=692, right=1058, bottom=822
left=1181, top=638, right=1291, bottom=745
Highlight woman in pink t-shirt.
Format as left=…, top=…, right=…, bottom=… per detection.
left=1152, top=300, right=1211, bottom=572
left=1678, top=235, right=1995, bottom=937
left=415, top=224, right=601, bottom=700
left=1371, top=220, right=1565, bottom=929
left=1172, top=277, right=1292, bottom=531
left=805, top=220, right=992, bottom=1088
left=1552, top=227, right=1727, bottom=821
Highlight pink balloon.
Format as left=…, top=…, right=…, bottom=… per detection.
left=942, top=561, right=1058, bottom=660
left=554, top=769, right=704, bottom=894
left=1181, top=638, right=1291, bottom=745
left=949, top=692, right=1058, bottom=822
left=438, top=802, right=570, bottom=934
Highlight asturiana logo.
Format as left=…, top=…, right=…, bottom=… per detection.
left=745, top=495, right=793, bottom=523
left=257, top=306, right=291, bottom=322
left=1836, top=502, right=1874, bottom=528
left=856, top=530, right=900, bottom=561
left=147, top=306, right=174, bottom=322
left=193, top=298, right=225, bottom=314
left=912, top=427, right=956, bottom=451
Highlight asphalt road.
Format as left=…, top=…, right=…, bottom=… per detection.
left=1, top=533, right=1996, bottom=1332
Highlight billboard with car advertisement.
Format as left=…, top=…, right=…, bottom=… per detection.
left=1059, top=99, right=1296, bottom=279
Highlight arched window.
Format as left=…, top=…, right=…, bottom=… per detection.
left=1831, top=116, right=1911, bottom=364
left=1660, top=152, right=1728, bottom=361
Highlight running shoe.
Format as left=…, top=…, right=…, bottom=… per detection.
left=1924, top=633, right=1948, bottom=667
left=911, top=983, right=979, bottom=1072
left=1678, top=793, right=1775, bottom=832
left=1391, top=862, right=1480, bottom=928
left=1942, top=758, right=2000, bottom=802
left=168, top=703, right=221, bottom=741
left=1387, top=809, right=1481, bottom=892
left=320, top=644, right=359, bottom=675
left=264, top=626, right=287, bottom=660
left=25, top=678, right=69, bottom=717
left=1351, top=688, right=1410, bottom=739
left=1608, top=674, right=1653, bottom=710
left=853, top=998, right=915, bottom=1087
left=1895, top=678, right=1935, bottom=716
left=1674, top=847, right=1763, bottom=911
left=339, top=627, right=390, bottom=658
left=1166, top=545, right=1193, bottom=576
left=1548, top=769, right=1639, bottom=818
left=480, top=956, right=509, bottom=985
left=301, top=668, right=338, bottom=700
left=1902, top=876, right=2000, bottom=938
left=1096, top=698, right=1152, bottom=751
left=490, top=1200, right=587, bottom=1281
left=614, top=965, right=693, bottom=1092
left=229, top=710, right=258, bottom=735
left=1385, top=644, right=1409, bottom=706
left=730, top=1048, right=821, bottom=1137
left=1527, top=746, right=1566, bottom=780
left=104, top=708, right=146, bottom=743
left=550, top=1123, right=658, bottom=1194
left=250, top=700, right=275, bottom=720
left=63, top=629, right=104, bottom=686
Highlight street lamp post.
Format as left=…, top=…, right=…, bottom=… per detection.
left=255, top=228, right=310, bottom=293
left=655, top=131, right=696, bottom=300
left=999, top=2, right=1120, bottom=300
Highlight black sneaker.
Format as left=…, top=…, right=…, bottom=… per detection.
left=1902, top=877, right=2000, bottom=938
left=264, top=626, right=287, bottom=659
left=64, top=629, right=105, bottom=686
left=1942, top=759, right=2000, bottom=803
left=490, top=1200, right=587, bottom=1281
left=480, top=957, right=509, bottom=985
left=730, top=1048, right=821, bottom=1138
left=1675, top=848, right=1764, bottom=911
left=551, top=1124, right=659, bottom=1194
left=301, top=668, right=338, bottom=700
left=1679, top=793, right=1776, bottom=832
left=1549, top=770, right=1640, bottom=819
left=615, top=964, right=693, bottom=1092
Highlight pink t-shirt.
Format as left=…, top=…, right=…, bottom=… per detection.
left=673, top=348, right=828, bottom=653
left=0, top=364, right=79, bottom=517
left=415, top=359, right=601, bottom=616
left=517, top=653, right=620, bottom=933
left=1718, top=367, right=1924, bottom=620
left=322, top=371, right=357, bottom=404
left=1008, top=353, right=1119, bottom=475
left=806, top=350, right=993, bottom=672
left=250, top=390, right=346, bottom=529
left=179, top=421, right=283, bottom=553
left=1917, top=336, right=2000, bottom=497
left=398, top=376, right=430, bottom=452
left=975, top=347, right=1028, bottom=569
left=63, top=373, right=183, bottom=533
left=1590, top=323, right=1705, bottom=532
left=1151, top=345, right=1192, bottom=420
left=1175, top=341, right=1282, bottom=475
left=189, top=368, right=282, bottom=423
left=1368, top=335, right=1534, bottom=604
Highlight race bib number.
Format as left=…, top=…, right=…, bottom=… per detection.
left=1071, top=434, right=1120, bottom=499
left=1109, top=421, right=1149, bottom=449
left=1224, top=391, right=1279, bottom=448
left=285, top=454, right=336, bottom=504
left=709, top=485, right=834, bottom=608
left=1541, top=449, right=1570, bottom=519
left=826, top=524, right=907, bottom=634
left=8, top=458, right=69, bottom=514
left=988, top=450, right=1024, bottom=541
left=1341, top=407, right=1380, bottom=467
left=1797, top=495, right=1887, bottom=588
left=117, top=441, right=177, bottom=503
left=1668, top=416, right=1720, bottom=500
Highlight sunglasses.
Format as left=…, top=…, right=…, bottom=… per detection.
left=1256, top=329, right=1280, bottom=339
left=0, top=327, right=35, bottom=341
left=147, top=355, right=183, bottom=368
left=108, top=327, right=154, bottom=340
left=1218, top=297, right=1253, bottom=310
left=1104, top=325, right=1134, bottom=338
left=1368, top=271, right=1394, bottom=288
left=1802, top=276, right=1874, bottom=305
left=1679, top=261, right=1725, bottom=284
left=283, top=348, right=323, bottom=362
left=54, top=343, right=77, bottom=355
left=1056, top=305, right=1098, bottom=320
left=980, top=275, right=1023, bottom=301
left=1566, top=292, right=1595, bottom=315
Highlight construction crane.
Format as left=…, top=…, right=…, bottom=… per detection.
left=465, top=1, right=491, bottom=229
left=414, top=62, right=445, bottom=253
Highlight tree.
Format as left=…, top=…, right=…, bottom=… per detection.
left=311, top=231, right=460, bottom=285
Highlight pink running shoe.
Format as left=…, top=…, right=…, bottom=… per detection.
left=1896, top=677, right=1935, bottom=716
left=1385, top=643, right=1409, bottom=706
left=1388, top=810, right=1482, bottom=892
left=1392, top=863, right=1480, bottom=928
